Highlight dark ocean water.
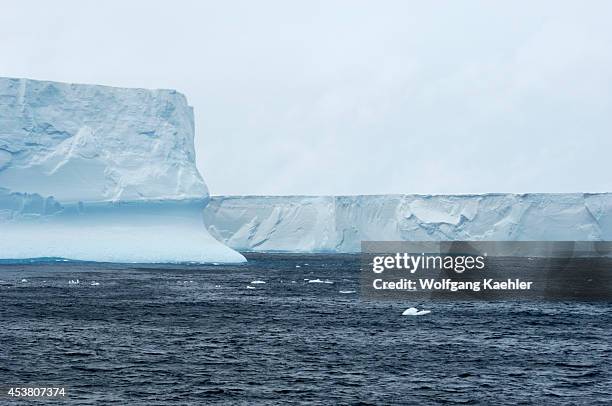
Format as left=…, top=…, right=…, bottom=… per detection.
left=0, top=253, right=610, bottom=405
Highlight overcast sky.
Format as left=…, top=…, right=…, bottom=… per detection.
left=1, top=1, right=611, bottom=195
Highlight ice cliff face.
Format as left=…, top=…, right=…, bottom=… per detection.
left=0, top=77, right=244, bottom=263
left=203, top=194, right=612, bottom=253
left=0, top=77, right=206, bottom=202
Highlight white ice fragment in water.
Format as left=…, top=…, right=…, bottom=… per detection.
left=295, top=265, right=301, bottom=268
left=215, top=285, right=221, bottom=288
left=68, top=279, right=80, bottom=285
left=402, top=307, right=431, bottom=316
left=90, top=281, right=100, bottom=286
left=250, top=280, right=266, bottom=284
left=339, top=290, right=356, bottom=294
left=308, top=279, right=324, bottom=283
left=323, top=280, right=333, bottom=284
left=20, top=278, right=28, bottom=283
left=246, top=286, right=256, bottom=290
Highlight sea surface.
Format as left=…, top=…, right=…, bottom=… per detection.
left=0, top=253, right=610, bottom=405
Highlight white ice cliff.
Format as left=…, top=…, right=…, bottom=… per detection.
left=0, top=77, right=245, bottom=263
left=203, top=194, right=612, bottom=253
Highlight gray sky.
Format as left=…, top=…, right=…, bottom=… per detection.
left=1, top=1, right=611, bottom=195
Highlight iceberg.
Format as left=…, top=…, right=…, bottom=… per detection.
left=203, top=194, right=612, bottom=253
left=0, top=77, right=244, bottom=263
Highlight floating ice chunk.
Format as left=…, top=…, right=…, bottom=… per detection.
left=20, top=278, right=28, bottom=283
left=214, top=285, right=221, bottom=288
left=308, top=279, right=324, bottom=283
left=246, top=286, right=256, bottom=290
left=295, top=265, right=301, bottom=268
left=339, top=290, right=356, bottom=294
left=68, top=279, right=80, bottom=285
left=90, top=281, right=100, bottom=286
left=250, top=280, right=266, bottom=284
left=323, top=280, right=333, bottom=284
left=402, top=307, right=431, bottom=316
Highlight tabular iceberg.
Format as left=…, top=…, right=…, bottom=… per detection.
left=203, top=194, right=612, bottom=253
left=0, top=77, right=245, bottom=263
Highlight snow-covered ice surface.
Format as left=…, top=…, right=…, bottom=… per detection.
left=0, top=77, right=244, bottom=263
left=204, top=194, right=612, bottom=253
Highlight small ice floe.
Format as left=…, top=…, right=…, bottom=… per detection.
left=212, top=262, right=220, bottom=266
left=250, top=280, right=266, bottom=284
left=20, top=278, right=28, bottom=283
left=339, top=290, right=356, bottom=294
left=304, top=263, right=309, bottom=266
left=215, top=285, right=221, bottom=288
left=308, top=279, right=324, bottom=283
left=402, top=307, right=431, bottom=316
left=246, top=286, right=256, bottom=290
left=295, top=265, right=301, bottom=268
left=323, top=280, right=334, bottom=284
left=68, top=279, right=80, bottom=285
left=291, top=281, right=297, bottom=284
left=90, top=281, right=100, bottom=286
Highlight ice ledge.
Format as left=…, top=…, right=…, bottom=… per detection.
left=0, top=193, right=245, bottom=263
